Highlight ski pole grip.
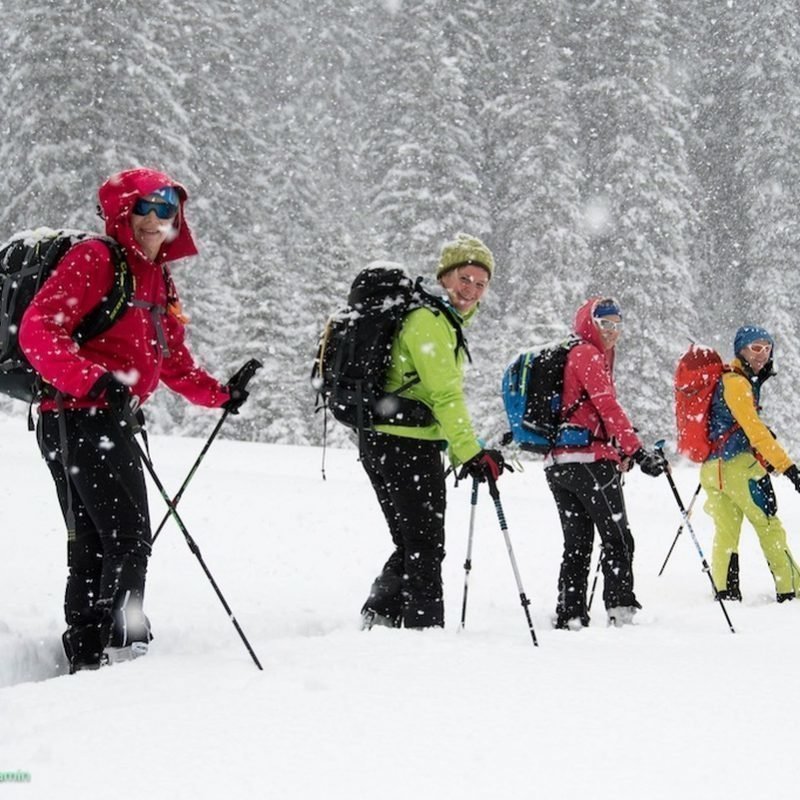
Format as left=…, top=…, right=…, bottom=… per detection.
left=654, top=438, right=672, bottom=473
left=228, top=358, right=263, bottom=392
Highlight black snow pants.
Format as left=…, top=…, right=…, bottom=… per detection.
left=38, top=409, right=152, bottom=666
left=359, top=430, right=447, bottom=628
left=545, top=459, right=638, bottom=623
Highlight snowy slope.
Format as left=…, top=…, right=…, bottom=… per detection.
left=1, top=414, right=798, bottom=800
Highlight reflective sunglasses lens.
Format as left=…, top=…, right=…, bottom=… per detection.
left=596, top=318, right=621, bottom=331
left=154, top=202, right=178, bottom=220
left=133, top=198, right=178, bottom=219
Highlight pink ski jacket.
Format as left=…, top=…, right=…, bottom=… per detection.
left=550, top=297, right=642, bottom=464
left=19, top=167, right=229, bottom=411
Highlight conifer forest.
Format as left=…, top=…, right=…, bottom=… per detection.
left=1, top=1, right=799, bottom=452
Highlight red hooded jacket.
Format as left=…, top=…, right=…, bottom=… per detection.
left=549, top=297, right=642, bottom=464
left=19, top=167, right=229, bottom=411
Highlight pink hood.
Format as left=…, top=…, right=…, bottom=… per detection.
left=98, top=167, right=198, bottom=263
left=549, top=296, right=641, bottom=461
left=573, top=296, right=615, bottom=373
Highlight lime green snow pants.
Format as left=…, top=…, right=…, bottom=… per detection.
left=700, top=452, right=800, bottom=597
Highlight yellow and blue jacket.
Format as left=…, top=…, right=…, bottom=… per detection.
left=707, top=358, right=792, bottom=473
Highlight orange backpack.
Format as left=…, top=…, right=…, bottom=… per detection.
left=674, top=344, right=729, bottom=462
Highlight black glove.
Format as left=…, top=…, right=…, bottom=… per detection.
left=223, top=385, right=249, bottom=414
left=618, top=455, right=635, bottom=473
left=222, top=363, right=253, bottom=414
left=459, top=449, right=508, bottom=483
left=89, top=373, right=133, bottom=417
left=633, top=447, right=668, bottom=477
left=785, top=464, right=800, bottom=493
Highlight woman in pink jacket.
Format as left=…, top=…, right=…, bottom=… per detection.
left=19, top=168, right=246, bottom=672
left=546, top=297, right=666, bottom=630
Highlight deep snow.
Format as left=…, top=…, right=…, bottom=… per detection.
left=1, top=413, right=798, bottom=799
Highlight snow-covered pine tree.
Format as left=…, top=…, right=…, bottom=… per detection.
left=734, top=0, right=800, bottom=452
left=216, top=0, right=373, bottom=444
left=362, top=0, right=491, bottom=264
left=3, top=1, right=800, bottom=448
left=0, top=1, right=196, bottom=234
left=484, top=3, right=591, bottom=346
left=568, top=0, right=702, bottom=441
left=685, top=0, right=750, bottom=342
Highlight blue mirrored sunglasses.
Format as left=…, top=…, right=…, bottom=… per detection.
left=132, top=198, right=179, bottom=219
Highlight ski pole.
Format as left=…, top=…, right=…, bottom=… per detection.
left=460, top=477, right=480, bottom=630
left=152, top=358, right=262, bottom=544
left=587, top=549, right=603, bottom=612
left=128, top=430, right=265, bottom=669
left=151, top=411, right=227, bottom=544
left=657, top=482, right=702, bottom=577
left=588, top=468, right=629, bottom=612
left=486, top=476, right=538, bottom=648
left=786, top=549, right=800, bottom=592
left=654, top=443, right=735, bottom=634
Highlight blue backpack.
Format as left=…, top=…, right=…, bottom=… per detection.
left=502, top=337, right=589, bottom=454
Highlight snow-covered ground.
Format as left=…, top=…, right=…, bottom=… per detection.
left=1, top=413, right=798, bottom=799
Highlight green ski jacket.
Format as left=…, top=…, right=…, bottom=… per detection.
left=374, top=302, right=482, bottom=466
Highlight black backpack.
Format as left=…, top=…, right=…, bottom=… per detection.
left=0, top=228, right=133, bottom=402
left=502, top=337, right=589, bottom=453
left=312, top=264, right=467, bottom=435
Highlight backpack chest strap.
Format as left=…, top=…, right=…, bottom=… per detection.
left=130, top=299, right=170, bottom=358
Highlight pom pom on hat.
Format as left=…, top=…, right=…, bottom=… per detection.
left=436, top=233, right=494, bottom=279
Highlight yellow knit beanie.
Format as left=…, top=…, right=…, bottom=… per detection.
left=436, top=233, right=494, bottom=279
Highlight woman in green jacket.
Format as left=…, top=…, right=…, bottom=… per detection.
left=360, top=234, right=506, bottom=630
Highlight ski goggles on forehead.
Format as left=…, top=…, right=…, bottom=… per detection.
left=132, top=197, right=179, bottom=219
left=594, top=317, right=623, bottom=331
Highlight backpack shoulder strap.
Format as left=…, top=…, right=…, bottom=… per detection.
left=72, top=237, right=134, bottom=344
left=558, top=336, right=611, bottom=441
left=710, top=366, right=747, bottom=453
left=412, top=277, right=471, bottom=363
left=559, top=337, right=588, bottom=422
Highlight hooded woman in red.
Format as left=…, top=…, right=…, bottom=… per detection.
left=19, top=168, right=247, bottom=672
left=545, top=297, right=666, bottom=630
